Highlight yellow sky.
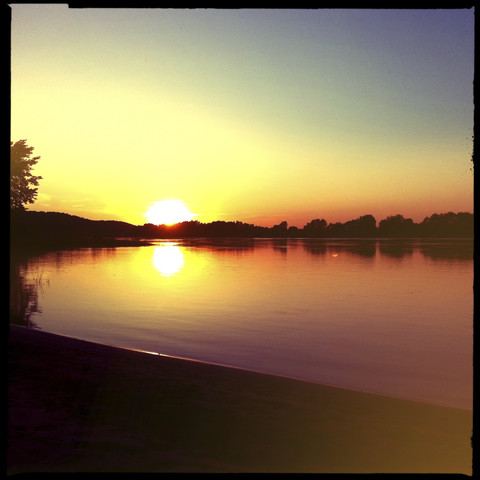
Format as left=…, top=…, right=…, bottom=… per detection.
left=11, top=6, right=474, bottom=227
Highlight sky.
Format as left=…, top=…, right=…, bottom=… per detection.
left=10, top=6, right=474, bottom=227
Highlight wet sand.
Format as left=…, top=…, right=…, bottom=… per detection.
left=7, top=325, right=472, bottom=474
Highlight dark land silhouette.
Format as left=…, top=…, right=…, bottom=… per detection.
left=8, top=325, right=471, bottom=474
left=10, top=210, right=473, bottom=249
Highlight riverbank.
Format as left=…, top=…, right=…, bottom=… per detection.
left=7, top=325, right=472, bottom=474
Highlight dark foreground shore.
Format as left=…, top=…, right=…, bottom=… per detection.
left=7, top=325, right=472, bottom=474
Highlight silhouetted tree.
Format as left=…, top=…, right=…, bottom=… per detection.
left=325, top=221, right=346, bottom=237
left=272, top=221, right=288, bottom=236
left=378, top=214, right=416, bottom=237
left=419, top=212, right=473, bottom=237
left=304, top=218, right=327, bottom=230
left=343, top=214, right=377, bottom=237
left=10, top=140, right=42, bottom=210
left=356, top=214, right=377, bottom=236
left=303, top=218, right=327, bottom=236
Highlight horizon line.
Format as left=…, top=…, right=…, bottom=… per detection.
left=15, top=208, right=474, bottom=229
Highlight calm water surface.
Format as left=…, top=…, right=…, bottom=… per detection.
left=14, top=238, right=473, bottom=410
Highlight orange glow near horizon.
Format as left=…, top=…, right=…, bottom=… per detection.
left=144, top=200, right=195, bottom=226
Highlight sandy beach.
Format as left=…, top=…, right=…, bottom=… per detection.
left=7, top=324, right=472, bottom=474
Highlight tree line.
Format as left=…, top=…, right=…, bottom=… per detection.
left=140, top=212, right=473, bottom=238
left=10, top=210, right=473, bottom=250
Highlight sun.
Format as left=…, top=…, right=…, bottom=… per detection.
left=144, top=199, right=195, bottom=226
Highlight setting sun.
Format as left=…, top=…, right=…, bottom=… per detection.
left=144, top=200, right=195, bottom=226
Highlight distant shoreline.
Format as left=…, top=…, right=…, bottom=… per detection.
left=10, top=210, right=474, bottom=250
left=10, top=235, right=474, bottom=253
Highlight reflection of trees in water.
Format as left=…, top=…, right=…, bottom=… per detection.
left=377, top=239, right=473, bottom=261
left=302, top=240, right=376, bottom=258
left=10, top=250, right=47, bottom=327
left=271, top=238, right=289, bottom=255
left=9, top=248, right=121, bottom=327
left=340, top=242, right=376, bottom=258
left=302, top=241, right=328, bottom=256
left=301, top=239, right=473, bottom=261
left=419, top=243, right=473, bottom=261
left=181, top=238, right=257, bottom=253
left=378, top=241, right=414, bottom=259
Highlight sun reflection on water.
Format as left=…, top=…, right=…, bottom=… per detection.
left=152, top=244, right=184, bottom=277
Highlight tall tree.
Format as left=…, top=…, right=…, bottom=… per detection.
left=10, top=140, right=42, bottom=210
